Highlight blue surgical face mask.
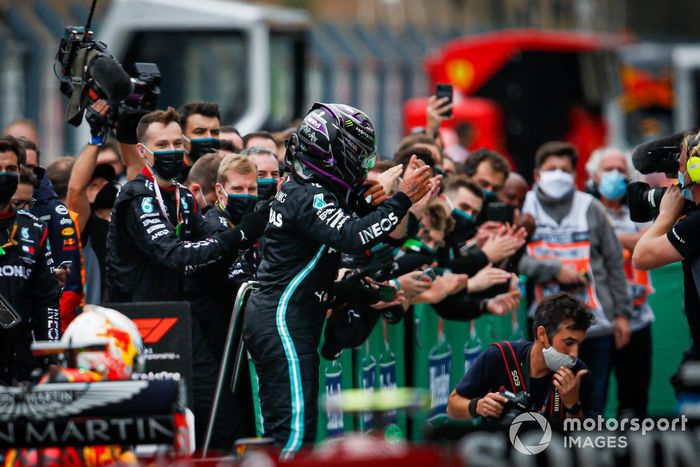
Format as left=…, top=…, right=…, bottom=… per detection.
left=598, top=170, right=627, bottom=201
left=679, top=171, right=695, bottom=202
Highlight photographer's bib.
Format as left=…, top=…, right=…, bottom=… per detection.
left=523, top=191, right=611, bottom=333
left=607, top=206, right=655, bottom=332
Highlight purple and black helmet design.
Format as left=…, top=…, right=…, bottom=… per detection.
left=288, top=102, right=377, bottom=191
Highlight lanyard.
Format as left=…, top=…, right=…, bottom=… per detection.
left=0, top=223, right=17, bottom=254
left=526, top=346, right=563, bottom=418
left=152, top=180, right=184, bottom=235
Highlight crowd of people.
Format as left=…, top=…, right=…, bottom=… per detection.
left=0, top=92, right=662, bottom=455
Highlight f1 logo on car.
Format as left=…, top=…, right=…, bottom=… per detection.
left=132, top=318, right=178, bottom=344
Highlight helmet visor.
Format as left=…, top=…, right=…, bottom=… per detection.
left=360, top=146, right=377, bottom=170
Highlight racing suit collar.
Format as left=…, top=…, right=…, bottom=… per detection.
left=140, top=167, right=176, bottom=192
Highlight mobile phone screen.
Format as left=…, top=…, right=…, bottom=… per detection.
left=435, top=83, right=453, bottom=118
left=486, top=202, right=514, bottom=224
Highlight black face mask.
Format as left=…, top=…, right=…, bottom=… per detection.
left=223, top=194, right=258, bottom=224
left=450, top=209, right=477, bottom=244
left=0, top=172, right=19, bottom=206
left=187, top=138, right=220, bottom=162
left=257, top=178, right=278, bottom=201
left=147, top=149, right=185, bottom=180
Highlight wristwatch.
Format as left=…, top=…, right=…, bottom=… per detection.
left=566, top=402, right=582, bottom=414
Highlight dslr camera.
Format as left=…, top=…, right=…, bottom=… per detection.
left=627, top=132, right=697, bottom=222
left=55, top=0, right=160, bottom=128
left=499, top=389, right=535, bottom=426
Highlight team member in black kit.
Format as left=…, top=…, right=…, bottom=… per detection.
left=105, top=108, right=267, bottom=302
left=0, top=137, right=60, bottom=382
left=243, top=102, right=434, bottom=457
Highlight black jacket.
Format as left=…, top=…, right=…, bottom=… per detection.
left=0, top=210, right=61, bottom=382
left=252, top=177, right=413, bottom=312
left=105, top=173, right=253, bottom=302
left=31, top=168, right=83, bottom=324
left=185, top=207, right=258, bottom=359
left=242, top=176, right=412, bottom=446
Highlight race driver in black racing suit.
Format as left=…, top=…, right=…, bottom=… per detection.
left=243, top=102, right=434, bottom=458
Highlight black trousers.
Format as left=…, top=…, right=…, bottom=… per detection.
left=613, top=324, right=652, bottom=418
left=243, top=295, right=323, bottom=459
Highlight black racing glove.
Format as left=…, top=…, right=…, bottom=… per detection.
left=321, top=305, right=381, bottom=360
left=85, top=106, right=110, bottom=146
left=341, top=243, right=397, bottom=281
left=235, top=201, right=271, bottom=248
left=332, top=275, right=381, bottom=306
left=217, top=201, right=271, bottom=253
left=382, top=303, right=405, bottom=324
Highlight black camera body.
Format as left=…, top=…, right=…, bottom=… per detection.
left=125, top=63, right=161, bottom=112
left=628, top=132, right=700, bottom=222
left=499, top=389, right=534, bottom=426
left=55, top=1, right=161, bottom=128
left=56, top=26, right=94, bottom=79
left=626, top=181, right=695, bottom=223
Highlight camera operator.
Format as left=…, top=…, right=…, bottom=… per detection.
left=243, top=103, right=434, bottom=457
left=633, top=132, right=700, bottom=362
left=447, top=293, right=593, bottom=424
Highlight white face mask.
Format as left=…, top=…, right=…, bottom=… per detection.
left=538, top=169, right=575, bottom=199
left=542, top=344, right=577, bottom=372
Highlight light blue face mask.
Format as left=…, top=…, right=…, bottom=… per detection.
left=679, top=171, right=695, bottom=202
left=598, top=170, right=627, bottom=201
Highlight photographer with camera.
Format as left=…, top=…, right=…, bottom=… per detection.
left=522, top=141, right=633, bottom=417
left=447, top=293, right=593, bottom=424
left=633, top=131, right=700, bottom=363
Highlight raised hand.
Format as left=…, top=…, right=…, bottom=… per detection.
left=410, top=174, right=443, bottom=218
left=467, top=264, right=512, bottom=293
left=426, top=95, right=452, bottom=137
left=375, top=164, right=403, bottom=197
left=361, top=179, right=388, bottom=206
left=398, top=155, right=433, bottom=203
left=485, top=289, right=522, bottom=315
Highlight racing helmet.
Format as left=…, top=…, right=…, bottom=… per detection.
left=287, top=102, right=377, bottom=191
left=60, top=305, right=144, bottom=380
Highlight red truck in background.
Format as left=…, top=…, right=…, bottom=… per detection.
left=403, top=29, right=625, bottom=186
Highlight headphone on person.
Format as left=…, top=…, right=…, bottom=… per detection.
left=686, top=133, right=700, bottom=183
